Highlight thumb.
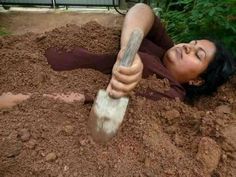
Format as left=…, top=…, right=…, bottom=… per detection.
left=106, top=82, right=112, bottom=93
left=106, top=82, right=115, bottom=98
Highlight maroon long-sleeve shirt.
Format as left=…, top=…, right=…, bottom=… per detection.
left=45, top=16, right=186, bottom=101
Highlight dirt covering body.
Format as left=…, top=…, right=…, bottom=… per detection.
left=0, top=22, right=235, bottom=177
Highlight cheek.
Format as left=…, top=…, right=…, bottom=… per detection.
left=186, top=62, right=204, bottom=75
left=178, top=60, right=202, bottom=76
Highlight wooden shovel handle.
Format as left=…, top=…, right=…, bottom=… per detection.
left=119, top=28, right=144, bottom=67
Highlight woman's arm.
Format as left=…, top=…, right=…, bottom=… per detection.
left=120, top=3, right=155, bottom=50
left=107, top=3, right=155, bottom=98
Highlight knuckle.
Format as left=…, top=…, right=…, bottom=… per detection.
left=122, top=86, right=129, bottom=92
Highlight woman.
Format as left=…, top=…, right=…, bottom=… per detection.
left=1, top=3, right=234, bottom=108
left=45, top=3, right=235, bottom=101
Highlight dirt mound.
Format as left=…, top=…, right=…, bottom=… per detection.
left=37, top=21, right=121, bottom=54
left=0, top=22, right=235, bottom=177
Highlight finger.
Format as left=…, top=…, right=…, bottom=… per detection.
left=110, top=78, right=138, bottom=93
left=106, top=83, right=112, bottom=93
left=118, top=56, right=143, bottom=75
left=109, top=89, right=126, bottom=99
left=112, top=61, right=119, bottom=73
left=107, top=82, right=118, bottom=98
left=107, top=80, right=123, bottom=98
left=113, top=70, right=142, bottom=84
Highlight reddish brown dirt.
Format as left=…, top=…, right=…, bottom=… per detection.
left=0, top=22, right=235, bottom=177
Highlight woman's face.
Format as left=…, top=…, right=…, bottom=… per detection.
left=163, top=39, right=216, bottom=83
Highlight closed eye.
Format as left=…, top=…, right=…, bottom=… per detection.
left=196, top=50, right=206, bottom=61
left=195, top=52, right=201, bottom=60
left=194, top=40, right=206, bottom=60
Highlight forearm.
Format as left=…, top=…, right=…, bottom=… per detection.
left=120, top=3, right=155, bottom=49
left=108, top=3, right=152, bottom=98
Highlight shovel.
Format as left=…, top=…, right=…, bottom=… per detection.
left=88, top=28, right=144, bottom=143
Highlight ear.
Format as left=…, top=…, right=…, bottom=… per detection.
left=188, top=77, right=205, bottom=86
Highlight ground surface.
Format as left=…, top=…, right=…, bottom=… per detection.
left=0, top=11, right=123, bottom=35
left=0, top=11, right=236, bottom=177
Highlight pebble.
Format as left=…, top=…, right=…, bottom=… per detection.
left=45, top=152, right=57, bottom=162
left=164, top=109, right=180, bottom=121
left=144, top=157, right=151, bottom=168
left=57, top=159, right=63, bottom=166
left=222, top=125, right=236, bottom=151
left=40, top=152, right=46, bottom=157
left=2, top=136, right=22, bottom=158
left=79, top=139, right=86, bottom=146
left=63, top=125, right=74, bottom=136
left=19, top=128, right=31, bottom=142
left=196, top=137, right=221, bottom=174
left=129, top=108, right=134, bottom=113
left=222, top=153, right=227, bottom=162
left=215, top=105, right=231, bottom=114
left=26, top=139, right=37, bottom=149
left=64, top=165, right=69, bottom=172
left=35, top=34, right=46, bottom=42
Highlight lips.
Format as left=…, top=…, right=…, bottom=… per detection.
left=175, top=47, right=182, bottom=60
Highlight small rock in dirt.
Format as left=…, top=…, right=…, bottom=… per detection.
left=222, top=153, right=227, bottom=162
left=164, top=109, right=180, bottom=121
left=222, top=124, right=236, bottom=151
left=35, top=34, right=47, bottom=42
left=58, top=159, right=63, bottom=166
left=1, top=136, right=22, bottom=158
left=164, top=169, right=176, bottom=175
left=0, top=136, right=22, bottom=176
left=215, top=105, right=231, bottom=114
left=45, top=152, right=57, bottom=162
left=174, top=134, right=183, bottom=146
left=62, top=125, right=74, bottom=136
left=25, top=139, right=37, bottom=149
left=64, top=165, right=69, bottom=171
left=144, top=158, right=151, bottom=168
left=40, top=152, right=46, bottom=157
left=79, top=139, right=87, bottom=146
left=196, top=137, right=221, bottom=174
left=18, top=128, right=31, bottom=142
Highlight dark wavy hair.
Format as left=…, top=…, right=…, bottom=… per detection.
left=184, top=40, right=236, bottom=99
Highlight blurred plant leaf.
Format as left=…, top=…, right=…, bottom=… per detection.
left=153, top=0, right=236, bottom=56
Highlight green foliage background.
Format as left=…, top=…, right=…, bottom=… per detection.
left=152, top=0, right=236, bottom=56
left=0, top=26, right=10, bottom=36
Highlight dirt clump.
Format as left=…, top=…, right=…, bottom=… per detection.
left=0, top=21, right=235, bottom=177
left=196, top=137, right=221, bottom=175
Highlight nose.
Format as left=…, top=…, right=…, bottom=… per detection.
left=183, top=44, right=194, bottom=54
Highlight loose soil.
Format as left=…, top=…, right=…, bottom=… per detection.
left=0, top=21, right=235, bottom=177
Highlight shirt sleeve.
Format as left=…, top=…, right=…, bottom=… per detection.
left=146, top=15, right=174, bottom=50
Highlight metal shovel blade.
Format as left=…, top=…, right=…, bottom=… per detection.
left=88, top=89, right=129, bottom=143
